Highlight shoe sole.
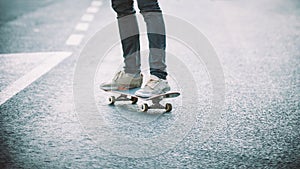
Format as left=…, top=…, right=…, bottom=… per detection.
left=135, top=87, right=171, bottom=97
left=101, top=84, right=142, bottom=91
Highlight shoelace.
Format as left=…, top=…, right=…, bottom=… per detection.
left=145, top=79, right=159, bottom=89
left=112, top=71, right=123, bottom=81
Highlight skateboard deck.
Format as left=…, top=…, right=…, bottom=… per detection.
left=101, top=87, right=180, bottom=112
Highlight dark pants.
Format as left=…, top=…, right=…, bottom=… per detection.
left=111, top=0, right=167, bottom=79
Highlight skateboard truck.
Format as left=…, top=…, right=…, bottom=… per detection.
left=140, top=97, right=172, bottom=112
left=108, top=94, right=138, bottom=105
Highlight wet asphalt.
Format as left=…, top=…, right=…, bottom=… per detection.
left=0, top=0, right=299, bottom=168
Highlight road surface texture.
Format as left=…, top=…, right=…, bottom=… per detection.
left=0, top=0, right=299, bottom=168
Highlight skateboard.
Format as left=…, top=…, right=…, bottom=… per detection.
left=101, top=87, right=180, bottom=112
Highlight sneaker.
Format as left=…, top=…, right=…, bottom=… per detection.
left=100, top=71, right=143, bottom=90
left=135, top=75, right=170, bottom=98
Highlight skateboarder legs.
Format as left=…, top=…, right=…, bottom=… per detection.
left=100, top=0, right=170, bottom=98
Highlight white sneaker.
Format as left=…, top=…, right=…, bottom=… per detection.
left=135, top=75, right=170, bottom=98
left=100, top=71, right=143, bottom=90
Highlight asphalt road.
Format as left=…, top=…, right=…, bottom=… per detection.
left=0, top=0, right=299, bottom=168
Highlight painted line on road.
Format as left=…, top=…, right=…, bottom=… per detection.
left=66, top=34, right=84, bottom=46
left=1, top=1, right=102, bottom=104
left=86, top=6, right=99, bottom=13
left=81, top=14, right=95, bottom=22
left=66, top=0, right=102, bottom=46
left=91, top=1, right=103, bottom=7
left=0, top=52, right=72, bottom=106
left=75, top=22, right=90, bottom=31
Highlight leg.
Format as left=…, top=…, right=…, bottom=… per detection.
left=134, top=0, right=170, bottom=97
left=111, top=0, right=141, bottom=74
left=137, top=0, right=167, bottom=79
left=100, top=0, right=143, bottom=90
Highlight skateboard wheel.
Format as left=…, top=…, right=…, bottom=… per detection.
left=130, top=97, right=138, bottom=104
left=165, top=103, right=172, bottom=112
left=108, top=96, right=115, bottom=105
left=141, top=103, right=149, bottom=112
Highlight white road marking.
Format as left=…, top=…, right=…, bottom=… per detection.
left=81, top=14, right=95, bottom=22
left=65, top=34, right=84, bottom=46
left=0, top=1, right=101, bottom=105
left=91, top=1, right=102, bottom=7
left=0, top=52, right=72, bottom=106
left=86, top=7, right=99, bottom=13
left=75, top=22, right=89, bottom=31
